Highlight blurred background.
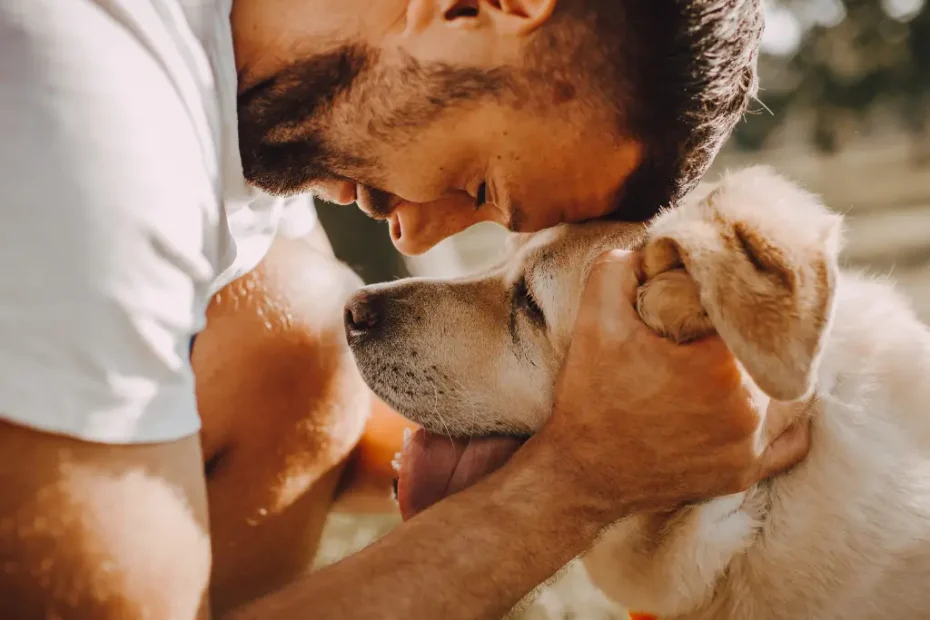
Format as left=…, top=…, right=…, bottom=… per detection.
left=315, top=1, right=930, bottom=617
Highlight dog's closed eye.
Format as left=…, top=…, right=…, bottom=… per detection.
left=514, top=277, right=545, bottom=327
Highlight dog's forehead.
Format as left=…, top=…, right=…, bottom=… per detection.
left=505, top=230, right=549, bottom=253
left=502, top=227, right=570, bottom=272
left=507, top=222, right=642, bottom=264
left=488, top=222, right=644, bottom=286
left=507, top=226, right=577, bottom=256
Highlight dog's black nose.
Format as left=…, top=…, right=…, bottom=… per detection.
left=344, top=290, right=387, bottom=338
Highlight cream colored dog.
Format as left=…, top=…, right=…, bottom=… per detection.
left=345, top=166, right=930, bottom=619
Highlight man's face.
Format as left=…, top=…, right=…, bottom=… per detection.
left=232, top=0, right=644, bottom=255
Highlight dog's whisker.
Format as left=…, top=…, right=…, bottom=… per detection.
left=441, top=375, right=485, bottom=437
left=424, top=375, right=458, bottom=450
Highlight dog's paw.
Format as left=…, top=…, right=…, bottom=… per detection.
left=636, top=166, right=843, bottom=401
left=636, top=268, right=712, bottom=343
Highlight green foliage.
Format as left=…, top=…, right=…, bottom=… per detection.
left=733, top=0, right=930, bottom=154
left=315, top=200, right=411, bottom=285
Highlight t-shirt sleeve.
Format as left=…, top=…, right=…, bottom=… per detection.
left=0, top=1, right=217, bottom=443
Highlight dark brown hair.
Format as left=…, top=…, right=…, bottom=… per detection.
left=540, top=0, right=765, bottom=220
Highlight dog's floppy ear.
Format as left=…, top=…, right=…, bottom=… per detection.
left=638, top=167, right=842, bottom=402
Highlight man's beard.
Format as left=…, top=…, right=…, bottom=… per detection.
left=236, top=45, right=373, bottom=196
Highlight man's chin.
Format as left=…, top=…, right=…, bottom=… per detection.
left=237, top=132, right=337, bottom=198
left=240, top=165, right=309, bottom=198
left=395, top=428, right=527, bottom=521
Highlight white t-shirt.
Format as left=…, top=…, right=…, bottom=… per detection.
left=0, top=0, right=318, bottom=443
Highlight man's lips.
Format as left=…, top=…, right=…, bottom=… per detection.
left=395, top=428, right=526, bottom=521
left=350, top=184, right=510, bottom=255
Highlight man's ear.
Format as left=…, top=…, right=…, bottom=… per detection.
left=639, top=167, right=843, bottom=402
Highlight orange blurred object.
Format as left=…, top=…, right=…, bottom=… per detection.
left=628, top=613, right=658, bottom=620
left=332, top=395, right=418, bottom=513
left=356, top=396, right=419, bottom=479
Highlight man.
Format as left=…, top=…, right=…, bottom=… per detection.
left=0, top=0, right=809, bottom=618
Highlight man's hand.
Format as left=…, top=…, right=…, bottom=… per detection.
left=542, top=249, right=812, bottom=519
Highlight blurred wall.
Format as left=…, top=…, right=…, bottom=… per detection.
left=315, top=199, right=410, bottom=285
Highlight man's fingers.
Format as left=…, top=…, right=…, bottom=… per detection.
left=754, top=418, right=812, bottom=480
left=579, top=250, right=644, bottom=335
left=586, top=249, right=641, bottom=304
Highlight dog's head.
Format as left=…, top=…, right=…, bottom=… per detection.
left=344, top=221, right=645, bottom=437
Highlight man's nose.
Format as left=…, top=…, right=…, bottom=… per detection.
left=344, top=289, right=389, bottom=341
left=389, top=196, right=506, bottom=256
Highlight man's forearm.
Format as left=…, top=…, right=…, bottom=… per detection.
left=229, top=436, right=621, bottom=620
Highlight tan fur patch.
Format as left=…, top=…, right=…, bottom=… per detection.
left=636, top=166, right=842, bottom=401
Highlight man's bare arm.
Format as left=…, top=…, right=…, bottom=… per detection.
left=231, top=436, right=609, bottom=620
left=0, top=420, right=212, bottom=619
left=235, top=406, right=806, bottom=620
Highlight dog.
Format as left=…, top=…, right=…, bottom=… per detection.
left=344, top=166, right=930, bottom=619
